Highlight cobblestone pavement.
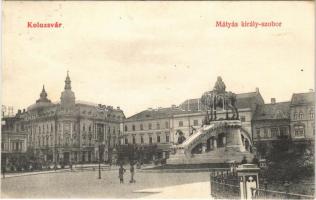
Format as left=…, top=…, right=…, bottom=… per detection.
left=1, top=169, right=210, bottom=198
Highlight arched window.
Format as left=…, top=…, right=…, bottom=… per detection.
left=124, top=125, right=128, bottom=132
left=294, top=112, right=298, bottom=120
left=299, top=112, right=304, bottom=119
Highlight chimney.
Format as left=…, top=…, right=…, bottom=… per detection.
left=171, top=104, right=176, bottom=109
left=117, top=106, right=120, bottom=110
left=271, top=98, right=276, bottom=104
left=255, top=87, right=259, bottom=93
left=23, top=109, right=26, bottom=113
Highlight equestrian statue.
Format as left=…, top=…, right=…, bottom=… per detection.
left=200, top=76, right=239, bottom=124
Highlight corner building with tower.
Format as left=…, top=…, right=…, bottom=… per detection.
left=2, top=72, right=125, bottom=164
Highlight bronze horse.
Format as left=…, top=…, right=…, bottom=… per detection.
left=200, top=90, right=239, bottom=123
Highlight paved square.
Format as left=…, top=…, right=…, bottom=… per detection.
left=1, top=169, right=210, bottom=198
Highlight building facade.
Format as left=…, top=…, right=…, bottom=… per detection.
left=1, top=72, right=125, bottom=165
left=252, top=92, right=315, bottom=158
left=122, top=87, right=265, bottom=161
left=290, top=92, right=315, bottom=141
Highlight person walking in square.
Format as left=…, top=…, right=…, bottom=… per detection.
left=129, top=162, right=136, bottom=183
left=118, top=164, right=126, bottom=184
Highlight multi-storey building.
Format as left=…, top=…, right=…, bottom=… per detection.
left=122, top=87, right=265, bottom=161
left=1, top=72, right=125, bottom=165
left=1, top=114, right=28, bottom=154
left=252, top=91, right=315, bottom=157
left=251, top=99, right=291, bottom=156
left=290, top=91, right=315, bottom=142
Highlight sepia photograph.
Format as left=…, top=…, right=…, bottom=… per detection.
left=1, top=1, right=315, bottom=199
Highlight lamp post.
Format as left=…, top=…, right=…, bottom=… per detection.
left=98, top=142, right=101, bottom=179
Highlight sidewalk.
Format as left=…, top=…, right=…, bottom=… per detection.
left=135, top=181, right=212, bottom=199
left=1, top=168, right=70, bottom=179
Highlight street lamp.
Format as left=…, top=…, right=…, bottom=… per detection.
left=98, top=141, right=104, bottom=179
left=98, top=143, right=101, bottom=179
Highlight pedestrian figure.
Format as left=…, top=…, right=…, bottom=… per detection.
left=118, top=165, right=126, bottom=184
left=2, top=165, right=6, bottom=179
left=70, top=160, right=73, bottom=171
left=130, top=163, right=136, bottom=183
left=54, top=162, right=57, bottom=171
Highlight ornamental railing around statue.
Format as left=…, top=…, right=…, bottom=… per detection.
left=250, top=187, right=315, bottom=199
left=210, top=168, right=240, bottom=199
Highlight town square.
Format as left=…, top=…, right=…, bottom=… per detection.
left=1, top=1, right=315, bottom=199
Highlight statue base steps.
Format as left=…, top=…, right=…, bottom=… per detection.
left=167, top=147, right=254, bottom=165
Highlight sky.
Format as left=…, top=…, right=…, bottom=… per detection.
left=2, top=1, right=314, bottom=117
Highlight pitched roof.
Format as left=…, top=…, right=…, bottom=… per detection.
left=291, top=92, right=315, bottom=106
left=252, top=102, right=291, bottom=121
left=125, top=107, right=195, bottom=121
left=179, top=91, right=263, bottom=111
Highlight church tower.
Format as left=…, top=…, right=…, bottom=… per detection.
left=60, top=71, right=75, bottom=108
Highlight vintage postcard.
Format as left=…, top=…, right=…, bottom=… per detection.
left=1, top=1, right=315, bottom=199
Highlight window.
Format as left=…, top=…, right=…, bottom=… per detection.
left=165, top=121, right=169, bottom=129
left=141, top=136, right=144, bottom=144
left=132, top=135, right=136, bottom=144
left=140, top=124, right=143, bottom=130
left=125, top=138, right=128, bottom=144
left=132, top=125, right=135, bottom=131
left=264, top=128, right=269, bottom=138
left=157, top=135, right=160, bottom=143
left=240, top=116, right=246, bottom=122
left=149, top=136, right=152, bottom=144
left=166, top=135, right=170, bottom=143
left=279, top=127, right=288, bottom=136
left=294, top=125, right=305, bottom=137
left=89, top=125, right=92, bottom=132
left=255, top=128, right=260, bottom=138
left=179, top=121, right=183, bottom=127
left=310, top=110, right=314, bottom=120
left=125, top=125, right=128, bottom=132
left=51, top=124, right=53, bottom=132
left=193, top=120, right=198, bottom=126
left=157, top=123, right=160, bottom=129
left=83, top=124, right=85, bottom=131
left=149, top=123, right=152, bottom=130
left=294, top=112, right=298, bottom=120
left=270, top=128, right=278, bottom=137
left=299, top=112, right=304, bottom=120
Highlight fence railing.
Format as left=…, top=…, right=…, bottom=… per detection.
left=210, top=168, right=240, bottom=199
left=251, top=187, right=315, bottom=199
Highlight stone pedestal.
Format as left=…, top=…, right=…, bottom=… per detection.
left=225, top=127, right=245, bottom=152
